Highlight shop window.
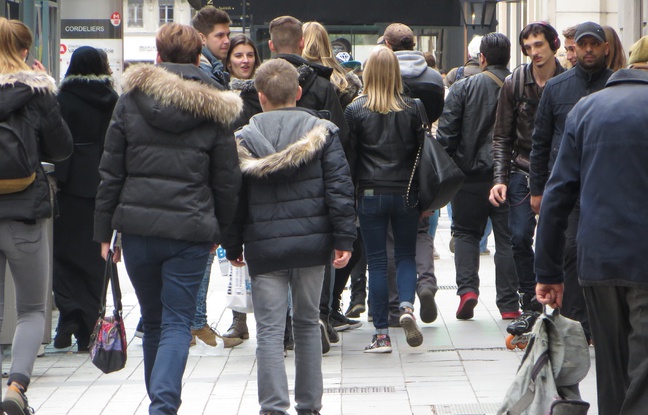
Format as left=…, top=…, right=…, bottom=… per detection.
left=128, top=0, right=144, bottom=28
left=159, top=0, right=174, bottom=25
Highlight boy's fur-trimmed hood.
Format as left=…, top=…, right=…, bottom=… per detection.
left=122, top=64, right=242, bottom=125
left=236, top=109, right=334, bottom=178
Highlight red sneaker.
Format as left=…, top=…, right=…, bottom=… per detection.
left=501, top=311, right=522, bottom=320
left=456, top=292, right=478, bottom=320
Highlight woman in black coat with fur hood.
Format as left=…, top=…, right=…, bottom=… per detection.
left=53, top=46, right=118, bottom=352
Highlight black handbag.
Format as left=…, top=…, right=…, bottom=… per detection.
left=89, top=243, right=127, bottom=374
left=406, top=99, right=465, bottom=212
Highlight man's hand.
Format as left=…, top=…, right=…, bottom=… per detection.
left=229, top=256, right=246, bottom=268
left=536, top=283, right=564, bottom=309
left=210, top=244, right=219, bottom=254
left=531, top=195, right=543, bottom=214
left=101, top=242, right=121, bottom=263
left=489, top=184, right=508, bottom=207
left=333, top=250, right=352, bottom=269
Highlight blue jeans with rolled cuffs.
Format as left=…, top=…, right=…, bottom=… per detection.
left=358, top=193, right=419, bottom=333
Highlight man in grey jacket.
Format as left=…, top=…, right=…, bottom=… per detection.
left=437, top=33, right=518, bottom=321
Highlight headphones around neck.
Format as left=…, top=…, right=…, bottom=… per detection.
left=519, top=21, right=561, bottom=56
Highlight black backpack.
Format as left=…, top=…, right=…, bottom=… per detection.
left=0, top=112, right=38, bottom=194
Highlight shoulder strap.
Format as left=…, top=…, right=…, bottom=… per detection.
left=483, top=70, right=504, bottom=88
left=413, top=98, right=430, bottom=128
left=512, top=64, right=540, bottom=107
left=513, top=64, right=526, bottom=104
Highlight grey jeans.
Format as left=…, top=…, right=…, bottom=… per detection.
left=251, top=265, right=325, bottom=415
left=0, top=219, right=49, bottom=390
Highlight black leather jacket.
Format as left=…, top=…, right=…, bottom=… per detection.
left=492, top=60, right=565, bottom=185
left=437, top=66, right=510, bottom=182
left=345, top=95, right=423, bottom=194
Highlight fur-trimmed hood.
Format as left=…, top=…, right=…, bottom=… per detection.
left=59, top=74, right=113, bottom=87
left=122, top=63, right=242, bottom=128
left=236, top=108, right=336, bottom=178
left=0, top=71, right=57, bottom=120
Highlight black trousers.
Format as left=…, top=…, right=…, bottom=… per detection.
left=451, top=181, right=518, bottom=312
left=583, top=285, right=648, bottom=415
left=562, top=202, right=591, bottom=340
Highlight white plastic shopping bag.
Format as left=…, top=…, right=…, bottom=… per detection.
left=225, top=264, right=253, bottom=313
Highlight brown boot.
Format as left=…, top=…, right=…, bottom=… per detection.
left=221, top=311, right=249, bottom=340
left=190, top=324, right=243, bottom=348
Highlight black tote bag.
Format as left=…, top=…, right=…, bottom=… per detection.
left=407, top=99, right=465, bottom=212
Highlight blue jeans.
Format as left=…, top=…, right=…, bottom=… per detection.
left=122, top=234, right=211, bottom=415
left=191, top=251, right=215, bottom=330
left=507, top=172, right=537, bottom=297
left=358, top=194, right=419, bottom=332
left=252, top=266, right=325, bottom=415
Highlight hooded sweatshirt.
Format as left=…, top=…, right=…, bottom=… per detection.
left=394, top=50, right=445, bottom=123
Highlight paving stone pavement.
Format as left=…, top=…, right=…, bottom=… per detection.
left=1, top=211, right=598, bottom=414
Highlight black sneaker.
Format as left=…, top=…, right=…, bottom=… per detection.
left=329, top=313, right=350, bottom=332
left=330, top=311, right=362, bottom=330
left=418, top=288, right=438, bottom=323
left=345, top=302, right=366, bottom=318
left=319, top=319, right=330, bottom=354
left=326, top=319, right=340, bottom=343
left=363, top=334, right=392, bottom=353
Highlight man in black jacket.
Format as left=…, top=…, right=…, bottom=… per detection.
left=437, top=33, right=518, bottom=320
left=268, top=15, right=353, bottom=344
left=489, top=22, right=566, bottom=318
left=530, top=21, right=613, bottom=341
left=224, top=59, right=355, bottom=415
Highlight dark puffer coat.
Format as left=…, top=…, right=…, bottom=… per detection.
left=223, top=108, right=356, bottom=276
left=0, top=71, right=72, bottom=220
left=94, top=63, right=243, bottom=243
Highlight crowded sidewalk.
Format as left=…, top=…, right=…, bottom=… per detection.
left=1, top=212, right=598, bottom=415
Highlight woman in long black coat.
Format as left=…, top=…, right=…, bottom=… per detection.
left=53, top=46, right=118, bottom=351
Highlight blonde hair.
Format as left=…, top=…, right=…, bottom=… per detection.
left=302, top=21, right=349, bottom=92
left=362, top=46, right=404, bottom=114
left=0, top=17, right=31, bottom=73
